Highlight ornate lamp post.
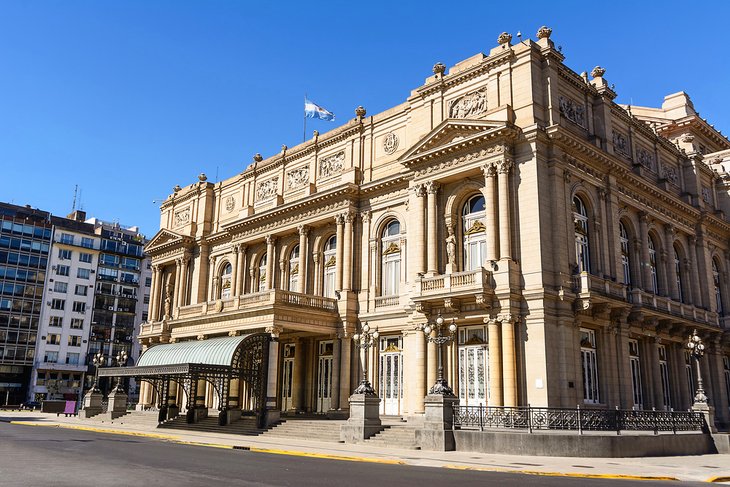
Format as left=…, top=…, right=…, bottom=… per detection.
left=111, top=350, right=129, bottom=394
left=423, top=313, right=457, bottom=396
left=686, top=329, right=708, bottom=404
left=91, top=351, right=106, bottom=392
left=352, top=323, right=379, bottom=395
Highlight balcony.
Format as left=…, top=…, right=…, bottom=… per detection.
left=412, top=268, right=494, bottom=311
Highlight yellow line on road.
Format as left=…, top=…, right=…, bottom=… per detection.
left=444, top=464, right=679, bottom=482
left=707, top=476, right=730, bottom=483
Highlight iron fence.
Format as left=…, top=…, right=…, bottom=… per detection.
left=452, top=405, right=706, bottom=435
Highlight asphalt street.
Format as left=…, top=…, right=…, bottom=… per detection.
left=0, top=423, right=708, bottom=487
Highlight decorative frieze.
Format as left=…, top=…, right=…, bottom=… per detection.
left=702, top=187, right=711, bottom=204
left=558, top=96, right=586, bottom=128
left=256, top=177, right=278, bottom=201
left=286, top=167, right=309, bottom=190
left=319, top=151, right=345, bottom=178
left=449, top=88, right=487, bottom=119
left=636, top=147, right=655, bottom=171
left=660, top=164, right=679, bottom=186
left=612, top=130, right=629, bottom=156
left=173, top=208, right=190, bottom=227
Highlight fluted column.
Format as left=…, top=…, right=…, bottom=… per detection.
left=426, top=181, right=440, bottom=275
left=500, top=314, right=517, bottom=406
left=207, top=255, right=216, bottom=301
left=498, top=159, right=513, bottom=260
left=413, top=184, right=427, bottom=275
left=334, top=214, right=345, bottom=291
left=482, top=163, right=498, bottom=263
left=236, top=246, right=247, bottom=296
left=149, top=265, right=160, bottom=321
left=487, top=318, right=503, bottom=406
left=331, top=334, right=341, bottom=410
left=688, top=236, right=701, bottom=306
left=639, top=213, right=651, bottom=290
left=665, top=225, right=678, bottom=300
left=173, top=259, right=182, bottom=311
left=230, top=245, right=240, bottom=296
left=265, top=235, right=276, bottom=290
left=298, top=225, right=309, bottom=294
left=343, top=212, right=354, bottom=291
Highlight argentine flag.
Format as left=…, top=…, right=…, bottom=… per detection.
left=304, top=98, right=335, bottom=121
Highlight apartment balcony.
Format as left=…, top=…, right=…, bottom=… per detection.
left=139, top=289, right=340, bottom=342
left=412, top=268, right=494, bottom=312
left=571, top=272, right=719, bottom=328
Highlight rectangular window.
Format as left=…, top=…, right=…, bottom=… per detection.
left=70, top=318, right=84, bottom=329
left=77, top=268, right=91, bottom=279
left=44, top=351, right=59, bottom=363
left=723, top=356, right=730, bottom=407
left=66, top=352, right=80, bottom=365
left=79, top=252, right=92, bottom=263
left=59, top=233, right=74, bottom=245
left=53, top=281, right=68, bottom=293
left=49, top=316, right=63, bottom=327
left=56, top=265, right=70, bottom=276
left=580, top=328, right=600, bottom=404
left=143, top=294, right=150, bottom=304
left=47, top=334, right=61, bottom=345
left=121, top=257, right=140, bottom=271
left=629, top=339, right=643, bottom=409
left=74, top=284, right=88, bottom=296
left=100, top=253, right=119, bottom=266
left=80, top=237, right=94, bottom=249
left=72, top=301, right=86, bottom=313
left=145, top=277, right=152, bottom=287
left=58, top=249, right=72, bottom=260
left=67, top=335, right=81, bottom=347
left=51, top=298, right=65, bottom=310
left=658, top=345, right=671, bottom=410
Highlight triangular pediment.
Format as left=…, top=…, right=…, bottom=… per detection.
left=145, top=229, right=193, bottom=254
left=399, top=118, right=517, bottom=167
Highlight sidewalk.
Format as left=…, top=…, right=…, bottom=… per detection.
left=2, top=411, right=729, bottom=483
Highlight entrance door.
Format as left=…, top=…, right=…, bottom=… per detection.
left=458, top=327, right=488, bottom=406
left=379, top=336, right=403, bottom=415
left=281, top=343, right=295, bottom=411
left=316, top=341, right=333, bottom=413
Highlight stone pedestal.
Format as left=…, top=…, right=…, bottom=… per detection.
left=340, top=394, right=382, bottom=443
left=692, top=402, right=718, bottom=433
left=265, top=408, right=281, bottom=427
left=166, top=404, right=180, bottom=421
left=415, top=394, right=459, bottom=451
left=187, top=406, right=209, bottom=423
left=103, top=389, right=128, bottom=420
left=78, top=389, right=103, bottom=419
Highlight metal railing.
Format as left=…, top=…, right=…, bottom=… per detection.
left=453, top=404, right=706, bottom=435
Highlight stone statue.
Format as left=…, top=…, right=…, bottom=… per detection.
left=163, top=283, right=173, bottom=319
left=446, top=226, right=456, bottom=264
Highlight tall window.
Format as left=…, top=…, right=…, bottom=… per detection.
left=323, top=236, right=336, bottom=298
left=629, top=339, right=643, bottom=409
left=462, top=194, right=486, bottom=271
left=674, top=246, right=683, bottom=303
left=685, top=351, right=695, bottom=401
left=648, top=236, right=659, bottom=294
left=289, top=245, right=300, bottom=292
left=619, top=222, right=631, bottom=286
left=658, top=345, right=671, bottom=410
left=573, top=196, right=590, bottom=273
left=580, top=328, right=600, bottom=404
left=220, top=263, right=232, bottom=299
left=723, top=356, right=730, bottom=407
left=258, top=254, right=267, bottom=292
left=381, top=220, right=401, bottom=296
left=713, top=259, right=723, bottom=315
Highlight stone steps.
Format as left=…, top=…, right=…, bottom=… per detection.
left=159, top=415, right=266, bottom=436
left=365, top=424, right=421, bottom=450
left=261, top=419, right=345, bottom=442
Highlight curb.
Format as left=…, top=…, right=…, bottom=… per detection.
left=707, top=477, right=730, bottom=483
left=444, top=464, right=680, bottom=482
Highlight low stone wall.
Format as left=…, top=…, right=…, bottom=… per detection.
left=453, top=430, right=717, bottom=457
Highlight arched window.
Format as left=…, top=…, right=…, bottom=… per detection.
left=462, top=194, right=486, bottom=271
left=573, top=196, right=590, bottom=273
left=323, top=235, right=337, bottom=298
left=288, top=245, right=300, bottom=292
left=220, top=263, right=232, bottom=299
left=713, top=259, right=723, bottom=315
left=258, top=253, right=267, bottom=292
left=674, top=246, right=684, bottom=303
left=648, top=236, right=659, bottom=294
left=381, top=220, right=401, bottom=296
left=619, top=222, right=631, bottom=286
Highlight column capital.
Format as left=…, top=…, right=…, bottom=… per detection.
left=664, top=223, right=675, bottom=236
left=425, top=180, right=440, bottom=194
left=638, top=211, right=649, bottom=223
left=266, top=325, right=283, bottom=339
left=343, top=211, right=355, bottom=223
left=497, top=158, right=514, bottom=174
left=231, top=243, right=241, bottom=254
left=298, top=224, right=310, bottom=236
left=265, top=234, right=276, bottom=246
left=481, top=161, right=497, bottom=178
left=208, top=254, right=216, bottom=265
left=334, top=213, right=345, bottom=226
left=360, top=210, right=371, bottom=223
left=413, top=183, right=427, bottom=197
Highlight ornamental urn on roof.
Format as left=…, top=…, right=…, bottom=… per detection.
left=355, top=106, right=367, bottom=119
left=432, top=62, right=446, bottom=75
left=497, top=32, right=512, bottom=45
left=591, top=66, right=606, bottom=78
left=198, top=173, right=207, bottom=182
left=536, top=26, right=552, bottom=39
left=253, top=153, right=263, bottom=162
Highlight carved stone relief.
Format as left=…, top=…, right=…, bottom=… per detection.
left=382, top=132, right=399, bottom=154
left=287, top=167, right=309, bottom=190
left=256, top=177, right=278, bottom=201
left=449, top=88, right=487, bottom=119
left=558, top=96, right=586, bottom=127
left=224, top=196, right=235, bottom=212
left=661, top=164, right=679, bottom=186
left=319, top=151, right=345, bottom=178
left=173, top=208, right=190, bottom=227
left=612, top=130, right=629, bottom=156
left=636, top=148, right=655, bottom=171
left=702, top=187, right=711, bottom=204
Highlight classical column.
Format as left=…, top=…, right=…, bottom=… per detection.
left=265, top=326, right=283, bottom=420
left=650, top=336, right=665, bottom=409
left=298, top=225, right=309, bottom=294
left=195, top=379, right=207, bottom=408
left=292, top=338, right=305, bottom=411
left=173, top=258, right=183, bottom=310
left=426, top=181, right=440, bottom=275
left=413, top=324, right=426, bottom=413
left=338, top=333, right=352, bottom=409
left=149, top=265, right=160, bottom=321
left=331, top=334, right=341, bottom=410
left=207, top=255, right=216, bottom=301
left=230, top=245, right=240, bottom=297
left=427, top=327, right=437, bottom=391
left=482, top=163, right=499, bottom=263
left=334, top=214, right=345, bottom=291
left=487, top=318, right=503, bottom=406
left=500, top=314, right=517, bottom=406
left=342, top=212, right=354, bottom=291
left=688, top=236, right=701, bottom=306
left=498, top=159, right=513, bottom=260
left=413, top=184, right=427, bottom=275
left=664, top=225, right=678, bottom=300
left=638, top=213, right=651, bottom=290
left=265, top=235, right=276, bottom=290
left=236, top=246, right=247, bottom=296
left=228, top=378, right=240, bottom=409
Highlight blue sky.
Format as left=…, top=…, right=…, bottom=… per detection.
left=1, top=1, right=728, bottom=237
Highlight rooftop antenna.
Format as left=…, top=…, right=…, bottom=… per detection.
left=71, top=184, right=78, bottom=211
left=215, top=165, right=219, bottom=182
left=78, top=187, right=84, bottom=211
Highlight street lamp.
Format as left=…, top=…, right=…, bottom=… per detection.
left=111, top=350, right=129, bottom=394
left=686, top=329, right=708, bottom=404
left=423, top=313, right=458, bottom=396
left=352, top=322, right=379, bottom=395
left=91, top=351, right=106, bottom=392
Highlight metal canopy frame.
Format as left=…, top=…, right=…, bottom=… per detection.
left=98, top=333, right=270, bottom=426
